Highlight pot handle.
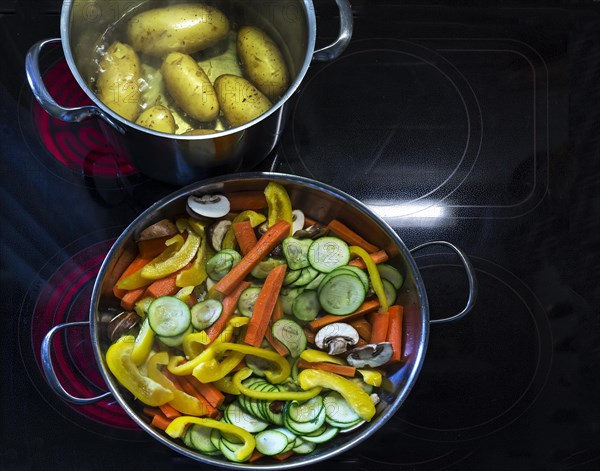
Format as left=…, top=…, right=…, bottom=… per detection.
left=41, top=321, right=112, bottom=405
left=313, top=0, right=354, bottom=61
left=25, top=38, right=124, bottom=133
left=409, top=241, right=478, bottom=324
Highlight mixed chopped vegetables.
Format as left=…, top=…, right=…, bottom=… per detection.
left=106, top=181, right=405, bottom=463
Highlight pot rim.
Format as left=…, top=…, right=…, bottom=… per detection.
left=90, top=171, right=430, bottom=469
left=59, top=0, right=318, bottom=139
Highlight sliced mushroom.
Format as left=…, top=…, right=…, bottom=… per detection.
left=314, top=323, right=360, bottom=355
left=207, top=219, right=231, bottom=252
left=346, top=342, right=394, bottom=368
left=138, top=218, right=178, bottom=241
left=293, top=223, right=329, bottom=239
left=291, top=210, right=305, bottom=235
left=106, top=311, right=141, bottom=342
left=186, top=194, right=230, bottom=219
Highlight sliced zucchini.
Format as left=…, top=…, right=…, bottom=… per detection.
left=308, top=237, right=350, bottom=273
left=323, top=391, right=363, bottom=428
left=305, top=272, right=326, bottom=290
left=333, top=265, right=370, bottom=292
left=272, top=319, right=307, bottom=357
left=318, top=272, right=366, bottom=315
left=157, top=324, right=192, bottom=347
left=382, top=278, right=398, bottom=306
left=251, top=257, right=286, bottom=279
left=219, top=438, right=249, bottom=462
left=282, top=237, right=314, bottom=270
left=292, top=439, right=317, bottom=454
left=206, top=250, right=239, bottom=280
left=288, top=266, right=321, bottom=287
left=237, top=286, right=262, bottom=317
left=254, top=429, right=289, bottom=456
left=190, top=299, right=222, bottom=330
left=188, top=424, right=220, bottom=454
left=377, top=263, right=404, bottom=290
left=301, top=424, right=340, bottom=443
left=279, top=287, right=305, bottom=315
left=147, top=296, right=191, bottom=337
left=283, top=268, right=302, bottom=286
left=291, top=290, right=321, bottom=322
left=224, top=401, right=269, bottom=433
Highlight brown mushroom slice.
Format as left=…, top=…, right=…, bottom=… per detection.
left=293, top=223, right=329, bottom=240
left=346, top=342, right=394, bottom=368
left=207, top=219, right=232, bottom=252
left=106, top=311, right=141, bottom=342
left=138, top=218, right=178, bottom=241
left=291, top=209, right=305, bottom=235
left=186, top=194, right=230, bottom=219
left=314, top=323, right=360, bottom=355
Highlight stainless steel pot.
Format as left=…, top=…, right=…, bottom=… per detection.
left=25, top=1, right=353, bottom=186
left=41, top=172, right=477, bottom=468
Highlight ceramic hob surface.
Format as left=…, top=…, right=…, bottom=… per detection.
left=2, top=1, right=600, bottom=470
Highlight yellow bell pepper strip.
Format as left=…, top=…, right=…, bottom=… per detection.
left=146, top=351, right=210, bottom=416
left=222, top=210, right=267, bottom=250
left=192, top=350, right=245, bottom=383
left=105, top=336, right=174, bottom=406
left=300, top=348, right=345, bottom=365
left=141, top=230, right=201, bottom=280
left=166, top=416, right=256, bottom=462
left=357, top=368, right=383, bottom=387
left=182, top=331, right=210, bottom=359
left=130, top=318, right=154, bottom=366
left=233, top=367, right=322, bottom=401
left=176, top=232, right=211, bottom=288
left=208, top=343, right=290, bottom=383
left=212, top=376, right=241, bottom=395
left=349, top=245, right=389, bottom=313
left=116, top=235, right=184, bottom=290
left=264, top=181, right=293, bottom=235
left=168, top=317, right=249, bottom=375
left=297, top=368, right=376, bottom=421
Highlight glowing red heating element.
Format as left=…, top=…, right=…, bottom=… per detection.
left=32, top=59, right=137, bottom=177
left=31, top=240, right=137, bottom=429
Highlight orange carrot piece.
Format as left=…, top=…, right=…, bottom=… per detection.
left=296, top=359, right=356, bottom=377
left=177, top=376, right=218, bottom=418
left=143, top=274, right=179, bottom=298
left=137, top=236, right=171, bottom=258
left=271, top=298, right=284, bottom=322
left=327, top=219, right=379, bottom=253
left=386, top=305, right=404, bottom=363
left=249, top=451, right=265, bottom=463
left=244, top=264, right=287, bottom=346
left=233, top=220, right=258, bottom=256
left=159, top=403, right=182, bottom=419
left=369, top=309, right=390, bottom=344
left=213, top=220, right=290, bottom=296
left=304, top=327, right=316, bottom=344
left=113, top=255, right=153, bottom=299
left=226, top=191, right=268, bottom=211
left=308, top=299, right=380, bottom=331
left=142, top=406, right=162, bottom=418
left=151, top=414, right=172, bottom=431
left=273, top=450, right=294, bottom=461
left=349, top=318, right=372, bottom=340
left=119, top=287, right=146, bottom=310
left=348, top=249, right=389, bottom=269
left=186, top=376, right=225, bottom=408
left=264, top=327, right=289, bottom=357
left=204, top=281, right=251, bottom=342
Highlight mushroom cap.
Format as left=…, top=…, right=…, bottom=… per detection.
left=314, top=323, right=360, bottom=355
left=346, top=342, right=394, bottom=368
left=187, top=194, right=230, bottom=219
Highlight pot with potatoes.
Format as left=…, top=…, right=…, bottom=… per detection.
left=26, top=1, right=353, bottom=185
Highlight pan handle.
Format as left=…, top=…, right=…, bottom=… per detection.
left=313, top=0, right=354, bottom=61
left=410, top=241, right=478, bottom=324
left=41, top=321, right=112, bottom=405
left=25, top=38, right=124, bottom=133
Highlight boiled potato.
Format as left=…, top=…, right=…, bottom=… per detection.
left=214, top=74, right=272, bottom=128
left=161, top=52, right=219, bottom=122
left=126, top=3, right=230, bottom=57
left=236, top=26, right=290, bottom=100
left=96, top=41, right=142, bottom=121
left=135, top=105, right=176, bottom=133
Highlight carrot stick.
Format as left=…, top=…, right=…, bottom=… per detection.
left=119, top=287, right=146, bottom=310
left=142, top=263, right=192, bottom=299
left=249, top=451, right=265, bottom=463
left=273, top=450, right=294, bottom=461
left=204, top=281, right=251, bottom=342
left=142, top=406, right=162, bottom=418
left=159, top=403, right=182, bottom=419
left=177, top=376, right=218, bottom=418
left=386, top=305, right=404, bottom=363
left=151, top=414, right=172, bottom=431
left=233, top=220, right=258, bottom=256
left=308, top=299, right=380, bottom=331
left=369, top=310, right=390, bottom=344
left=113, top=254, right=153, bottom=299
left=244, top=264, right=287, bottom=346
left=304, top=327, right=316, bottom=344
left=264, top=327, right=289, bottom=357
left=296, top=359, right=356, bottom=377
left=138, top=236, right=171, bottom=258
left=327, top=219, right=379, bottom=253
left=226, top=191, right=268, bottom=211
left=271, top=298, right=284, bottom=323
left=349, top=318, right=372, bottom=341
left=348, top=250, right=389, bottom=269
left=186, top=376, right=225, bottom=408
left=213, top=220, right=290, bottom=296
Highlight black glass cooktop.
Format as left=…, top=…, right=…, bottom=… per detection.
left=2, top=1, right=600, bottom=470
